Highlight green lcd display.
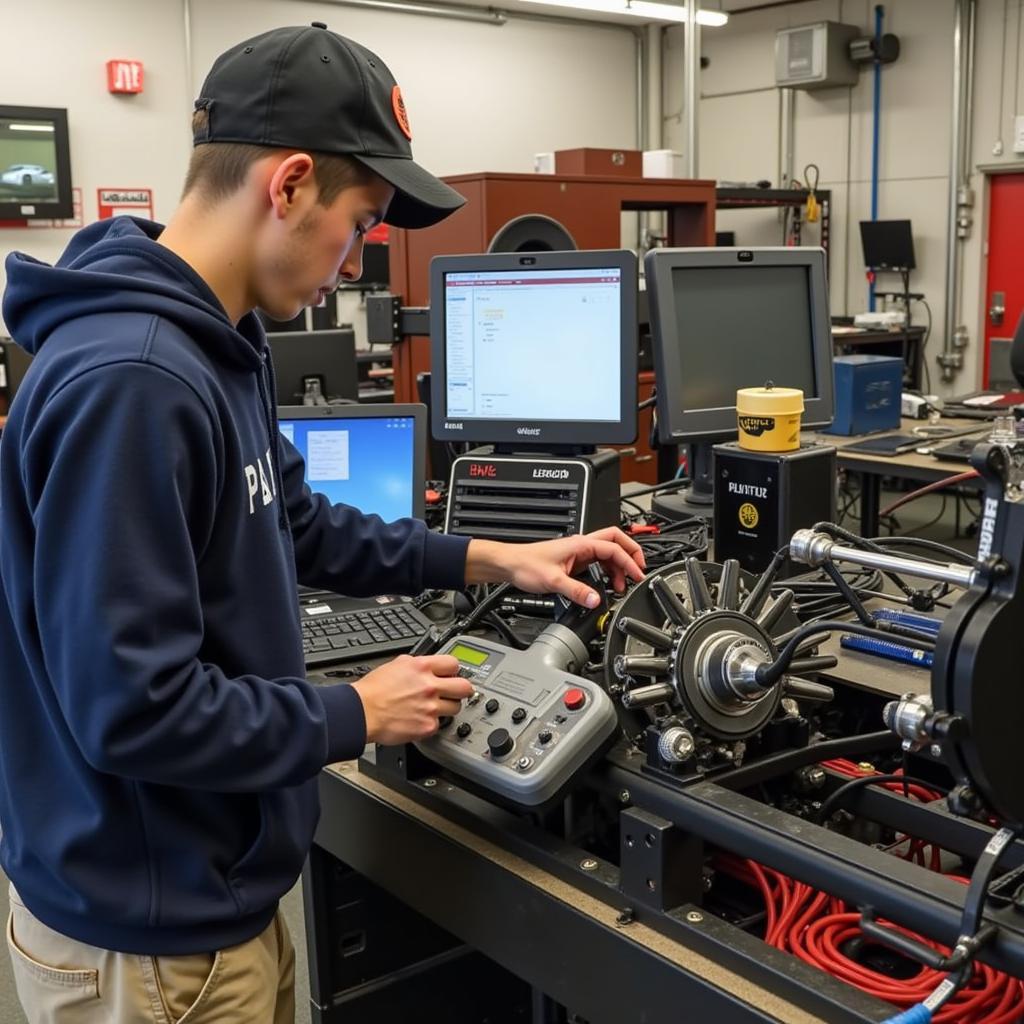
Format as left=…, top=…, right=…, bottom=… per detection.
left=451, top=643, right=489, bottom=666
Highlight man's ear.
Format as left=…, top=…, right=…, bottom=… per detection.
left=266, top=153, right=317, bottom=219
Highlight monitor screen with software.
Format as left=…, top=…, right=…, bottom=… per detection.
left=429, top=249, right=638, bottom=447
left=645, top=247, right=835, bottom=444
left=277, top=403, right=425, bottom=521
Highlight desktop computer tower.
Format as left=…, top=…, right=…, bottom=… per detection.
left=713, top=443, right=836, bottom=577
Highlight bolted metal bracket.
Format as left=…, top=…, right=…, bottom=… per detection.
left=619, top=807, right=704, bottom=911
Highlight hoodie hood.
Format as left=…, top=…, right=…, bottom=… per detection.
left=2, top=216, right=263, bottom=370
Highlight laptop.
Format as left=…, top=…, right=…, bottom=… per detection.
left=277, top=403, right=432, bottom=667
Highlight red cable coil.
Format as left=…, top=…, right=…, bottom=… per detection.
left=712, top=759, right=1024, bottom=1021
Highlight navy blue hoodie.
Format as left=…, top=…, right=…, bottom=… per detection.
left=0, top=217, right=469, bottom=954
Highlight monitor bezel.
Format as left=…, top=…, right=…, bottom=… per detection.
left=645, top=247, right=835, bottom=443
left=0, top=105, right=73, bottom=221
left=429, top=249, right=638, bottom=447
left=276, top=402, right=427, bottom=520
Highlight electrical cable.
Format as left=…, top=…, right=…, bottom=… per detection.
left=812, top=522, right=917, bottom=599
left=816, top=773, right=950, bottom=825
left=868, top=536, right=974, bottom=566
left=756, top=620, right=937, bottom=689
left=916, top=298, right=934, bottom=395
left=481, top=612, right=531, bottom=650
left=880, top=472, right=980, bottom=518
left=408, top=582, right=513, bottom=656
left=716, top=839, right=1024, bottom=1023
left=618, top=476, right=694, bottom=501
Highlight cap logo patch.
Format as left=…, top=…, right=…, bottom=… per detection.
left=391, top=85, right=412, bottom=140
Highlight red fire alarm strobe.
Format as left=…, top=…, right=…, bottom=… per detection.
left=106, top=60, right=144, bottom=94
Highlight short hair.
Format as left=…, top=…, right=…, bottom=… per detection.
left=183, top=107, right=375, bottom=206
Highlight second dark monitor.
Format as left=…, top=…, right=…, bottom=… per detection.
left=859, top=219, right=915, bottom=271
left=267, top=329, right=358, bottom=405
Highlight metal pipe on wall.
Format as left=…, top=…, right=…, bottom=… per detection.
left=939, top=0, right=976, bottom=384
left=636, top=30, right=647, bottom=151
left=779, top=87, right=795, bottom=187
left=182, top=0, right=194, bottom=103
left=647, top=23, right=663, bottom=151
left=683, top=3, right=700, bottom=177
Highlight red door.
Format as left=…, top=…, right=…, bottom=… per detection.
left=983, top=174, right=1024, bottom=388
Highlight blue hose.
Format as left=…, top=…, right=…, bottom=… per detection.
left=881, top=1005, right=931, bottom=1024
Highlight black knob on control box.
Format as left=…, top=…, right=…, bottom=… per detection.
left=485, top=698, right=500, bottom=714
left=487, top=728, right=514, bottom=758
left=511, top=707, right=527, bottom=724
left=456, top=722, right=472, bottom=739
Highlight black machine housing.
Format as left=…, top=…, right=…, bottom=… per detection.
left=713, top=442, right=837, bottom=576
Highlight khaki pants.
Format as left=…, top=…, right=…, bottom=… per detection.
left=6, top=886, right=295, bottom=1024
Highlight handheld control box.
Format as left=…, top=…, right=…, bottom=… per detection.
left=415, top=635, right=619, bottom=807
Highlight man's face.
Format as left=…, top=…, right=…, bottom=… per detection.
left=252, top=173, right=395, bottom=322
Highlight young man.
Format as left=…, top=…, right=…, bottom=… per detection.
left=0, top=23, right=645, bottom=1024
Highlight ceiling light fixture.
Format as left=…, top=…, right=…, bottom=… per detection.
left=517, top=1, right=728, bottom=26
left=308, top=0, right=506, bottom=27
left=7, top=123, right=55, bottom=132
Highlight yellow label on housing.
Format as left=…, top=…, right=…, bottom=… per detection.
left=739, top=503, right=760, bottom=529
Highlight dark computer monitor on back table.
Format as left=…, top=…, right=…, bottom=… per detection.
left=859, top=219, right=916, bottom=271
left=644, top=246, right=835, bottom=514
left=268, top=329, right=358, bottom=406
left=277, top=402, right=426, bottom=521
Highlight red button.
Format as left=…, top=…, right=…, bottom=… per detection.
left=563, top=688, right=586, bottom=711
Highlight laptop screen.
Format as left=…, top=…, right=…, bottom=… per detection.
left=278, top=410, right=418, bottom=522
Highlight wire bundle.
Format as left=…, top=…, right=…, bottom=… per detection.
left=716, top=761, right=1024, bottom=1022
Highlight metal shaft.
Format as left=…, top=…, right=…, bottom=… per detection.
left=790, top=530, right=976, bottom=589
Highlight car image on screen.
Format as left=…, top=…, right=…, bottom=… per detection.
left=1, top=164, right=55, bottom=187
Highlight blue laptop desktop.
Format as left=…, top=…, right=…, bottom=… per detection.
left=275, top=402, right=429, bottom=668
left=277, top=403, right=426, bottom=521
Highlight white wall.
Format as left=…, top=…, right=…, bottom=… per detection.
left=664, top=0, right=1020, bottom=396
left=1, top=0, right=638, bottom=336
left=0, top=0, right=191, bottom=315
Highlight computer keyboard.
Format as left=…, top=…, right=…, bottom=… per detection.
left=302, top=603, right=432, bottom=667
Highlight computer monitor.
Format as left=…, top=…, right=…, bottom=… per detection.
left=1, top=340, right=33, bottom=402
left=645, top=247, right=834, bottom=512
left=429, top=250, right=638, bottom=449
left=277, top=403, right=426, bottom=521
left=0, top=106, right=73, bottom=221
left=268, top=329, right=358, bottom=405
left=860, top=220, right=916, bottom=271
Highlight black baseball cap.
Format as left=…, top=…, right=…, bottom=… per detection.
left=193, top=23, right=466, bottom=229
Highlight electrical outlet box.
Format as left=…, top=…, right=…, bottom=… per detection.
left=775, top=22, right=859, bottom=90
left=1013, top=115, right=1024, bottom=155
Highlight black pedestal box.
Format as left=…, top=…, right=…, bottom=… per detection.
left=713, top=443, right=836, bottom=577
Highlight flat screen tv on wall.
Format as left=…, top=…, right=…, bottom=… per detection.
left=0, top=106, right=73, bottom=221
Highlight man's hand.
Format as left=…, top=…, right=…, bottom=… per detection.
left=465, top=527, right=646, bottom=608
left=351, top=654, right=474, bottom=745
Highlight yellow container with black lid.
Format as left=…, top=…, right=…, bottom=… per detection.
left=736, top=383, right=804, bottom=452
